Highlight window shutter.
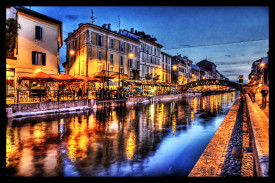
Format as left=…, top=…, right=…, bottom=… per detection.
left=35, top=26, right=39, bottom=39
left=42, top=53, right=46, bottom=65
left=96, top=34, right=99, bottom=45
left=101, top=35, right=104, bottom=46
left=32, top=51, right=36, bottom=64
left=40, top=27, right=43, bottom=40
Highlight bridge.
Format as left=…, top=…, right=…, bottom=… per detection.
left=179, top=79, right=243, bottom=91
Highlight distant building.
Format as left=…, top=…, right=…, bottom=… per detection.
left=196, top=59, right=217, bottom=79
left=171, top=55, right=193, bottom=84
left=160, top=52, right=172, bottom=83
left=191, top=64, right=200, bottom=81
left=132, top=29, right=163, bottom=82
left=6, top=6, right=62, bottom=98
left=248, top=51, right=269, bottom=86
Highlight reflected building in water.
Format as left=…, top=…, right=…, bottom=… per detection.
left=6, top=92, right=238, bottom=177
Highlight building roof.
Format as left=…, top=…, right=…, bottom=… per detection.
left=191, top=64, right=200, bottom=72
left=197, top=59, right=217, bottom=67
left=64, top=23, right=141, bottom=43
left=262, top=57, right=269, bottom=64
left=17, top=6, right=62, bottom=25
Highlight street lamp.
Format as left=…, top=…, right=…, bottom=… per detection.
left=173, top=65, right=177, bottom=70
left=70, top=49, right=75, bottom=55
left=129, top=52, right=134, bottom=58
left=260, top=62, right=265, bottom=85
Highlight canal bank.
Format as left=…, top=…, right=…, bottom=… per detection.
left=188, top=93, right=269, bottom=177
left=6, top=93, right=187, bottom=118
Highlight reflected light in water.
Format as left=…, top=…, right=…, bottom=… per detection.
left=67, top=135, right=77, bottom=162
left=126, top=133, right=136, bottom=160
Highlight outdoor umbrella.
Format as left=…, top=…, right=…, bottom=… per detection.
left=20, top=71, right=61, bottom=82
left=80, top=75, right=101, bottom=83
left=56, top=73, right=83, bottom=82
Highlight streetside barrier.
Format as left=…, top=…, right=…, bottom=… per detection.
left=245, top=94, right=269, bottom=177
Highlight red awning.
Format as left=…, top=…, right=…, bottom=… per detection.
left=56, top=73, right=83, bottom=82
left=20, top=72, right=61, bottom=82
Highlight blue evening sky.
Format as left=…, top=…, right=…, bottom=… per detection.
left=28, top=6, right=269, bottom=82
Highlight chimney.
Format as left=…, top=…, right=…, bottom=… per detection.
left=135, top=30, right=137, bottom=33
left=131, top=28, right=134, bottom=33
left=118, top=29, right=122, bottom=34
left=107, top=24, right=111, bottom=30
left=78, top=23, right=84, bottom=27
left=68, top=32, right=72, bottom=36
left=102, top=24, right=107, bottom=29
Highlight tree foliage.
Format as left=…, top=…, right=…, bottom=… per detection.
left=6, top=18, right=20, bottom=57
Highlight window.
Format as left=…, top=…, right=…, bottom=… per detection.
left=142, top=65, right=145, bottom=75
left=120, top=68, right=124, bottom=74
left=136, top=61, right=140, bottom=70
left=158, top=58, right=160, bottom=65
left=35, top=26, right=43, bottom=40
left=142, top=53, right=145, bottom=62
left=120, top=55, right=123, bottom=66
left=98, top=51, right=102, bottom=61
left=119, top=41, right=125, bottom=52
left=32, top=51, right=46, bottom=65
left=130, top=70, right=132, bottom=78
left=110, top=38, right=114, bottom=49
left=147, top=67, right=149, bottom=74
left=97, top=34, right=104, bottom=46
left=110, top=53, right=114, bottom=64
left=110, top=66, right=113, bottom=71
left=128, top=59, right=133, bottom=68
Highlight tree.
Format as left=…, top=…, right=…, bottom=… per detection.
left=6, top=18, right=20, bottom=57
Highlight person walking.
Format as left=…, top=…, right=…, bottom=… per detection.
left=251, top=86, right=256, bottom=102
left=261, top=86, right=269, bottom=108
left=77, top=88, right=82, bottom=100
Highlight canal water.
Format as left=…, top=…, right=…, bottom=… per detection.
left=6, top=91, right=239, bottom=177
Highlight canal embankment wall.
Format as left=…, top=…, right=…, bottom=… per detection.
left=188, top=94, right=269, bottom=177
left=188, top=96, right=241, bottom=177
left=6, top=94, right=184, bottom=118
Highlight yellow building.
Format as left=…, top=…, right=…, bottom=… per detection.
left=63, top=24, right=140, bottom=88
left=6, top=6, right=62, bottom=98
left=160, top=52, right=172, bottom=83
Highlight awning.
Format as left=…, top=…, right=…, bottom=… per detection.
left=56, top=73, right=83, bottom=82
left=21, top=72, right=62, bottom=82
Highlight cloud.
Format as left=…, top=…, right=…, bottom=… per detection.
left=225, top=54, right=231, bottom=57
left=65, top=14, right=79, bottom=21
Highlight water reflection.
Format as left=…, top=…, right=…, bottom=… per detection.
left=6, top=92, right=239, bottom=177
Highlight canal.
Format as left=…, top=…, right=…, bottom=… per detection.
left=6, top=91, right=240, bottom=177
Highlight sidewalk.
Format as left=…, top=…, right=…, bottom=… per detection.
left=254, top=93, right=269, bottom=118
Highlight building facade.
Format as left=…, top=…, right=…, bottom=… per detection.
left=64, top=24, right=140, bottom=88
left=160, top=52, right=172, bottom=83
left=6, top=6, right=62, bottom=98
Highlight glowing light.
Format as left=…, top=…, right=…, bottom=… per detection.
left=129, top=52, right=134, bottom=58
left=70, top=50, right=75, bottom=55
left=126, top=133, right=136, bottom=160
left=173, top=65, right=177, bottom=70
left=260, top=63, right=265, bottom=68
left=6, top=64, right=9, bottom=68
left=34, top=67, right=43, bottom=73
